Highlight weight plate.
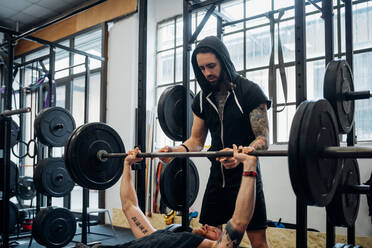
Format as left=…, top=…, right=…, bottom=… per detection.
left=0, top=119, right=20, bottom=148
left=34, top=158, right=75, bottom=197
left=0, top=161, right=19, bottom=198
left=299, top=99, right=342, bottom=206
left=0, top=201, right=18, bottom=234
left=34, top=107, right=76, bottom=147
left=64, top=124, right=84, bottom=188
left=66, top=123, right=125, bottom=190
left=160, top=158, right=199, bottom=211
left=33, top=207, right=76, bottom=247
left=157, top=85, right=194, bottom=141
left=288, top=101, right=311, bottom=202
left=324, top=60, right=355, bottom=134
left=17, top=176, right=36, bottom=200
left=326, top=159, right=360, bottom=227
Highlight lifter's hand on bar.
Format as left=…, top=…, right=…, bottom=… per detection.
left=157, top=146, right=174, bottom=164
left=216, top=145, right=255, bottom=170
left=233, top=145, right=257, bottom=171
left=124, top=147, right=143, bottom=167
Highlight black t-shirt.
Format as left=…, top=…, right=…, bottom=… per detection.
left=101, top=229, right=205, bottom=248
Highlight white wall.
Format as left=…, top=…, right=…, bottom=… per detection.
left=104, top=0, right=372, bottom=238
left=105, top=14, right=139, bottom=214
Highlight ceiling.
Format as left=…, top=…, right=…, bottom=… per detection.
left=0, top=0, right=94, bottom=33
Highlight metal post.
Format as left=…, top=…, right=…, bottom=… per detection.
left=136, top=0, right=147, bottom=213
left=323, top=3, right=335, bottom=245
left=1, top=32, right=14, bottom=248
left=182, top=0, right=192, bottom=231
left=322, top=0, right=334, bottom=65
left=344, top=0, right=356, bottom=244
left=46, top=46, right=55, bottom=207
left=49, top=46, right=56, bottom=107
left=326, top=219, right=336, bottom=248
left=19, top=63, right=26, bottom=170
left=295, top=0, right=307, bottom=247
left=81, top=56, right=91, bottom=244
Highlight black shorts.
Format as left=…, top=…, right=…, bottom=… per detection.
left=199, top=161, right=267, bottom=231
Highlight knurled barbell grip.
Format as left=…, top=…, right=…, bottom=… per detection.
left=321, top=146, right=372, bottom=158
left=98, top=146, right=372, bottom=162
left=96, top=149, right=290, bottom=162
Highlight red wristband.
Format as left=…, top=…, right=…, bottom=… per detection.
left=242, top=171, right=257, bottom=177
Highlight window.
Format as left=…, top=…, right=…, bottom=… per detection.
left=10, top=26, right=105, bottom=210
left=155, top=0, right=372, bottom=144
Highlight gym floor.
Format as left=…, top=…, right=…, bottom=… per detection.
left=7, top=225, right=135, bottom=248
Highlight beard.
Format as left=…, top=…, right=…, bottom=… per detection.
left=208, top=70, right=229, bottom=92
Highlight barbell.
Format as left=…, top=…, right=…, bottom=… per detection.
left=324, top=60, right=372, bottom=134
left=63, top=98, right=372, bottom=208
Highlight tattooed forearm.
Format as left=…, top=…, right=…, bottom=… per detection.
left=131, top=216, right=148, bottom=234
left=250, top=136, right=268, bottom=151
left=249, top=104, right=269, bottom=150
left=214, top=221, right=244, bottom=248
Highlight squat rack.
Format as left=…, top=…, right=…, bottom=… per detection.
left=0, top=1, right=106, bottom=247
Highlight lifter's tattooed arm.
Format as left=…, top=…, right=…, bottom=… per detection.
left=213, top=221, right=244, bottom=248
left=121, top=148, right=156, bottom=239
left=249, top=103, right=269, bottom=150
left=212, top=146, right=257, bottom=248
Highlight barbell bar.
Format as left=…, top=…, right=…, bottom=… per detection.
left=342, top=90, right=372, bottom=101
left=96, top=146, right=372, bottom=161
left=64, top=99, right=370, bottom=207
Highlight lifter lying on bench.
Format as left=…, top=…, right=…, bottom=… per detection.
left=80, top=144, right=257, bottom=248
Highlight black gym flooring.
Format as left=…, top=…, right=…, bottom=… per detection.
left=7, top=225, right=135, bottom=247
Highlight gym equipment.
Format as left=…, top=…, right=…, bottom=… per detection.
left=0, top=161, right=19, bottom=198
left=32, top=207, right=76, bottom=248
left=0, top=201, right=18, bottom=234
left=64, top=122, right=125, bottom=190
left=34, top=106, right=76, bottom=147
left=64, top=99, right=372, bottom=207
left=326, top=159, right=361, bottom=227
left=160, top=158, right=199, bottom=211
left=0, top=119, right=20, bottom=148
left=157, top=85, right=194, bottom=141
left=17, top=176, right=36, bottom=200
left=34, top=158, right=74, bottom=197
left=324, top=60, right=372, bottom=134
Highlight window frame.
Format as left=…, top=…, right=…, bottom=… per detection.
left=155, top=0, right=372, bottom=145
left=10, top=23, right=106, bottom=211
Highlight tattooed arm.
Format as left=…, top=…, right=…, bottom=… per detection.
left=249, top=103, right=269, bottom=150
left=121, top=148, right=156, bottom=238
left=212, top=146, right=257, bottom=248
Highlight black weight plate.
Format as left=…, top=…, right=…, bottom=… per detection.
left=0, top=161, right=19, bottom=198
left=324, top=60, right=355, bottom=134
left=160, top=158, right=199, bottom=211
left=66, top=123, right=125, bottom=190
left=10, top=120, right=20, bottom=147
left=157, top=85, right=194, bottom=141
left=32, top=208, right=49, bottom=246
left=64, top=124, right=84, bottom=187
left=33, top=207, right=76, bottom=248
left=0, top=201, right=18, bottom=233
left=326, top=159, right=360, bottom=227
left=34, top=107, right=76, bottom=147
left=34, top=158, right=75, bottom=197
left=17, top=176, right=36, bottom=200
left=299, top=99, right=342, bottom=206
left=0, top=119, right=20, bottom=147
left=288, top=101, right=311, bottom=202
